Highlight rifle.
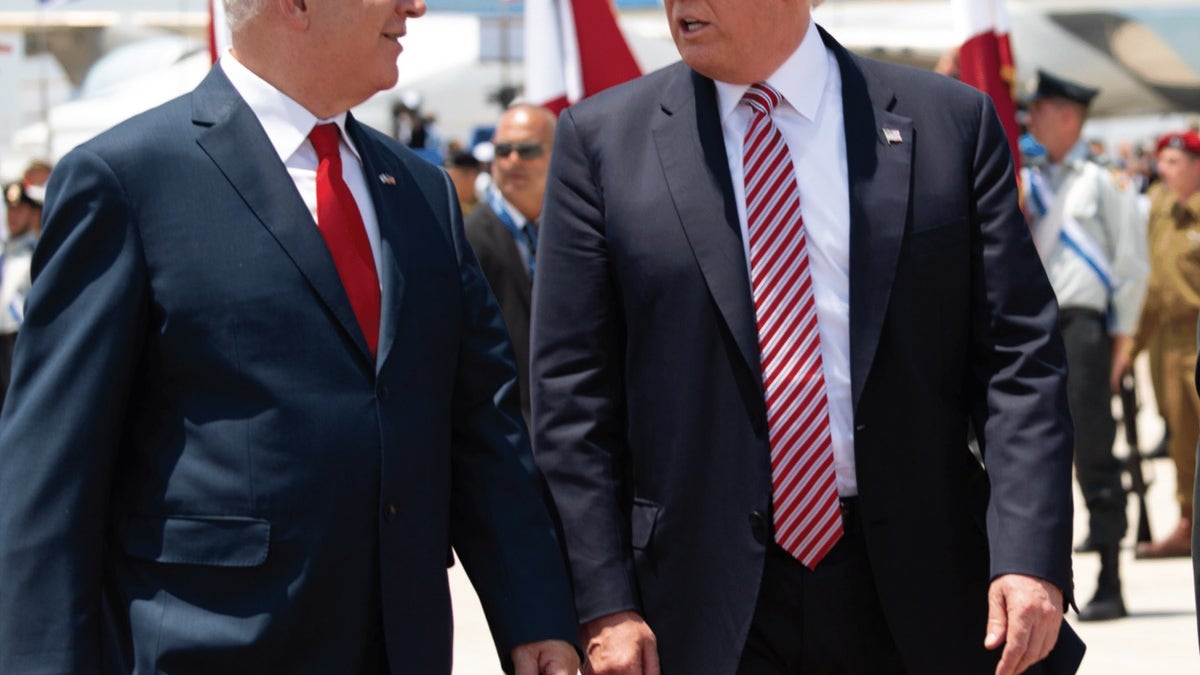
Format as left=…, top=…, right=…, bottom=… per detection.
left=1118, top=372, right=1154, bottom=544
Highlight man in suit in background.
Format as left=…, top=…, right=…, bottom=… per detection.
left=0, top=1, right=578, bottom=673
left=466, top=104, right=555, bottom=427
left=531, top=0, right=1083, bottom=673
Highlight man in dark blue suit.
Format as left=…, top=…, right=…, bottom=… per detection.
left=0, top=1, right=578, bottom=673
left=531, top=0, right=1083, bottom=674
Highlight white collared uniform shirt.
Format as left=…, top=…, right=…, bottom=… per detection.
left=1024, top=142, right=1148, bottom=335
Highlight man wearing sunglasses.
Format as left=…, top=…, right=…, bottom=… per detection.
left=465, top=104, right=556, bottom=428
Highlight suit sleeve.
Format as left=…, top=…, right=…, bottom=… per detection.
left=0, top=147, right=150, bottom=673
left=530, top=109, right=638, bottom=625
left=967, top=97, right=1075, bottom=600
left=441, top=171, right=580, bottom=666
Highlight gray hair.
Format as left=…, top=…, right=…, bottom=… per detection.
left=223, top=0, right=265, bottom=31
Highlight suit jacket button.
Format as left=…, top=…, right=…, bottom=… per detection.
left=377, top=384, right=390, bottom=402
left=384, top=503, right=398, bottom=521
left=748, top=511, right=768, bottom=543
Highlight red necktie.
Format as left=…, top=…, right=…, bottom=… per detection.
left=309, top=123, right=381, bottom=358
left=742, top=83, right=842, bottom=569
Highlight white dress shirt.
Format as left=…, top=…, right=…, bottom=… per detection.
left=486, top=185, right=537, bottom=275
left=220, top=53, right=384, bottom=287
left=714, top=20, right=857, bottom=495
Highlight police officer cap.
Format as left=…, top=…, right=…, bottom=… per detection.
left=4, top=181, right=44, bottom=208
left=1028, top=69, right=1099, bottom=107
left=1156, top=130, right=1200, bottom=157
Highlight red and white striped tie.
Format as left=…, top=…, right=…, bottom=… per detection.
left=742, top=83, right=842, bottom=569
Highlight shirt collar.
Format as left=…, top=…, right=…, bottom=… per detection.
left=487, top=185, right=529, bottom=228
left=3, top=232, right=36, bottom=251
left=1178, top=190, right=1200, bottom=216
left=714, top=19, right=828, bottom=125
left=219, top=52, right=361, bottom=165
left=1062, top=139, right=1091, bottom=170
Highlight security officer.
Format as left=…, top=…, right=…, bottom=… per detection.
left=1023, top=70, right=1149, bottom=621
left=1131, top=130, right=1200, bottom=560
left=1, top=179, right=44, bottom=410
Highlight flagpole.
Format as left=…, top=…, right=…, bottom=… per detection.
left=37, top=1, right=52, bottom=160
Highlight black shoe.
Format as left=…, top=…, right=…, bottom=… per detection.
left=1077, top=594, right=1127, bottom=621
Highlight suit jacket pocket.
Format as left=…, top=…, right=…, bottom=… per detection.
left=630, top=499, right=660, bottom=551
left=118, top=514, right=270, bottom=567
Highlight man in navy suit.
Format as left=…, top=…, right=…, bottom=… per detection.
left=531, top=0, right=1083, bottom=673
left=0, top=1, right=578, bottom=673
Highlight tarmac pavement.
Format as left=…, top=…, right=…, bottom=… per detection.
left=1068, top=363, right=1197, bottom=675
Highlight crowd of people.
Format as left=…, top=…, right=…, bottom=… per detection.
left=0, top=0, right=1197, bottom=674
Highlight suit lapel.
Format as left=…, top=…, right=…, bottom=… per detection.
left=822, top=28, right=913, bottom=411
left=191, top=68, right=374, bottom=363
left=487, top=206, right=533, bottom=310
left=653, top=66, right=765, bottom=396
left=345, top=114, right=409, bottom=372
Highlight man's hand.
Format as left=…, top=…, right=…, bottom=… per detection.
left=984, top=574, right=1064, bottom=675
left=511, top=639, right=580, bottom=675
left=580, top=610, right=659, bottom=675
left=1109, top=334, right=1134, bottom=393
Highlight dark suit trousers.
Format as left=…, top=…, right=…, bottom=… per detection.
left=1060, top=308, right=1126, bottom=547
left=737, top=499, right=905, bottom=675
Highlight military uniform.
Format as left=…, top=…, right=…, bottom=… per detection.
left=1135, top=183, right=1200, bottom=532
left=1025, top=140, right=1148, bottom=550
left=1022, top=69, right=1149, bottom=621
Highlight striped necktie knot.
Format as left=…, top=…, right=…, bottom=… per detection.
left=743, top=83, right=783, bottom=117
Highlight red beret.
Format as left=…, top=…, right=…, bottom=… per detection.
left=1156, top=131, right=1200, bottom=156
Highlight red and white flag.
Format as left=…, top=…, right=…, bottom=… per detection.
left=524, top=0, right=642, bottom=114
left=952, top=0, right=1021, bottom=169
left=208, top=0, right=231, bottom=66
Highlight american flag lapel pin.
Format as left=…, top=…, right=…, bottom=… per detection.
left=378, top=173, right=396, bottom=186
left=883, top=128, right=903, bottom=145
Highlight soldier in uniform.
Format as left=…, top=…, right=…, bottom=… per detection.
left=1131, top=130, right=1200, bottom=560
left=0, top=178, right=45, bottom=410
left=1023, top=70, right=1149, bottom=621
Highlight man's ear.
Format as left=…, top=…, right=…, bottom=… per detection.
left=277, top=0, right=311, bottom=28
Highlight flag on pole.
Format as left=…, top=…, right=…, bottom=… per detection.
left=209, top=0, right=231, bottom=66
left=952, top=0, right=1021, bottom=171
left=524, top=0, right=642, bottom=114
